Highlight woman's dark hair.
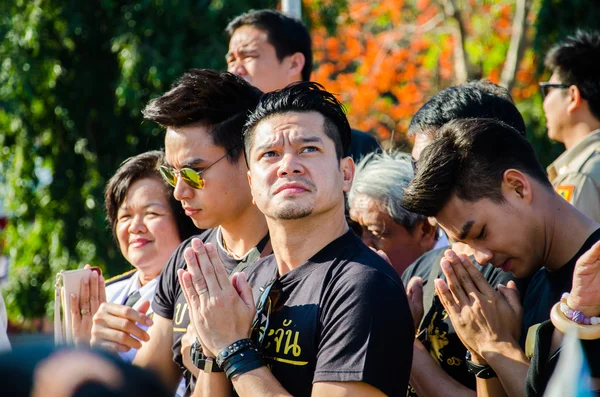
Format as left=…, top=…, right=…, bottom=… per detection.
left=545, top=30, right=600, bottom=120
left=402, top=118, right=552, bottom=216
left=226, top=9, right=313, bottom=82
left=104, top=151, right=197, bottom=242
left=243, top=81, right=351, bottom=160
left=142, top=69, right=263, bottom=163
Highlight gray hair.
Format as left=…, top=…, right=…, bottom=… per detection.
left=348, top=151, right=426, bottom=231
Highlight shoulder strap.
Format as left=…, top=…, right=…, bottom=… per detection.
left=105, top=268, right=136, bottom=286
left=229, top=235, right=272, bottom=277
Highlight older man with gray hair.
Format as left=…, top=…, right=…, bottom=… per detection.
left=348, top=151, right=437, bottom=276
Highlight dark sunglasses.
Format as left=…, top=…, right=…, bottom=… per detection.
left=251, top=278, right=282, bottom=350
left=159, top=146, right=240, bottom=190
left=538, top=82, right=570, bottom=98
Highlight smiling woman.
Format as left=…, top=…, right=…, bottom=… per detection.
left=68, top=151, right=197, bottom=361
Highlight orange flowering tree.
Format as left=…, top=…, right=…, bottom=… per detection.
left=306, top=0, right=540, bottom=150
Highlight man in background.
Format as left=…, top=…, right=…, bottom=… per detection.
left=225, top=9, right=381, bottom=161
left=348, top=151, right=437, bottom=276
left=542, top=31, right=600, bottom=222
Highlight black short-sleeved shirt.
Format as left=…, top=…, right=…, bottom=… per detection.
left=402, top=247, right=515, bottom=394
left=152, top=228, right=269, bottom=391
left=525, top=229, right=600, bottom=397
left=243, top=231, right=414, bottom=397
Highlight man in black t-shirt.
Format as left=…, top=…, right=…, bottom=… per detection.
left=178, top=82, right=413, bottom=397
left=402, top=118, right=600, bottom=396
left=89, top=70, right=270, bottom=395
left=402, top=248, right=514, bottom=395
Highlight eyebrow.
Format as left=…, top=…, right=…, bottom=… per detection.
left=255, top=136, right=324, bottom=153
left=167, top=158, right=205, bottom=169
left=226, top=46, right=259, bottom=60
left=119, top=202, right=168, bottom=212
left=458, top=220, right=475, bottom=241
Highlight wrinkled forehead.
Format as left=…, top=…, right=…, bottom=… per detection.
left=251, top=112, right=328, bottom=148
left=229, top=25, right=270, bottom=51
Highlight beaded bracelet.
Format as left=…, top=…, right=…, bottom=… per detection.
left=550, top=294, right=600, bottom=340
left=559, top=293, right=600, bottom=325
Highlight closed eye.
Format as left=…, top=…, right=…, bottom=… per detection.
left=476, top=225, right=486, bottom=240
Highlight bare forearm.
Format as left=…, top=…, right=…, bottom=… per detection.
left=410, top=340, right=476, bottom=397
left=192, top=373, right=233, bottom=397
left=475, top=377, right=507, bottom=397
left=482, top=341, right=529, bottom=397
left=231, top=367, right=292, bottom=397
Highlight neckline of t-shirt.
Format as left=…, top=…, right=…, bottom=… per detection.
left=215, top=226, right=269, bottom=262
left=275, top=230, right=360, bottom=285
left=546, top=227, right=600, bottom=283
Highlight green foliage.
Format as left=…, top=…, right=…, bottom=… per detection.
left=0, top=0, right=275, bottom=324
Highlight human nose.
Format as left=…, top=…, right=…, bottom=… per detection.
left=473, top=247, right=493, bottom=265
left=173, top=175, right=193, bottom=201
left=277, top=152, right=304, bottom=178
left=128, top=214, right=148, bottom=234
left=228, top=60, right=247, bottom=77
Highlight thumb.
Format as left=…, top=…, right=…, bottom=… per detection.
left=232, top=272, right=255, bottom=310
left=498, top=280, right=521, bottom=314
left=136, top=300, right=151, bottom=315
left=407, top=277, right=423, bottom=303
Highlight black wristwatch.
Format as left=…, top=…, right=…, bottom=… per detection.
left=191, top=338, right=223, bottom=373
left=465, top=350, right=497, bottom=379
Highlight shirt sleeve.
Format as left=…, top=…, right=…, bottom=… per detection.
left=314, top=268, right=413, bottom=397
left=554, top=172, right=600, bottom=223
left=151, top=242, right=186, bottom=320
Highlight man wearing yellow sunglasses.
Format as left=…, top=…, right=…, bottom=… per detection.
left=90, top=69, right=271, bottom=396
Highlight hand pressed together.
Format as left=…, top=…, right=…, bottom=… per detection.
left=434, top=249, right=522, bottom=363
left=568, top=240, right=600, bottom=317
left=177, top=238, right=256, bottom=357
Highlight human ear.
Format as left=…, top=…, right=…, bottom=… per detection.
left=567, top=85, right=583, bottom=114
left=502, top=169, right=532, bottom=204
left=341, top=156, right=355, bottom=193
left=287, top=52, right=306, bottom=79
left=247, top=170, right=256, bottom=205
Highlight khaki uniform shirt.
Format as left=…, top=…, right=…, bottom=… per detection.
left=547, top=130, right=600, bottom=223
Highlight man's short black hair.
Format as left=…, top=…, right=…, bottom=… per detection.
left=105, top=151, right=197, bottom=243
left=402, top=118, right=552, bottom=217
left=408, top=80, right=526, bottom=137
left=142, top=69, right=263, bottom=162
left=226, top=9, right=313, bottom=82
left=545, top=30, right=600, bottom=121
left=243, top=82, right=351, bottom=161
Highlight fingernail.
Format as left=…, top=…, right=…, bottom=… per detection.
left=145, top=317, right=153, bottom=326
left=184, top=249, right=194, bottom=260
left=441, top=259, right=451, bottom=269
left=447, top=251, right=457, bottom=260
left=192, top=239, right=203, bottom=250
left=70, top=293, right=76, bottom=299
left=99, top=275, right=105, bottom=283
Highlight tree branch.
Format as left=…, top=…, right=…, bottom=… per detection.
left=437, top=0, right=471, bottom=83
left=500, top=0, right=533, bottom=90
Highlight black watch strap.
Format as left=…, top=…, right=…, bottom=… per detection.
left=465, top=350, right=497, bottom=379
left=191, top=338, right=224, bottom=373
